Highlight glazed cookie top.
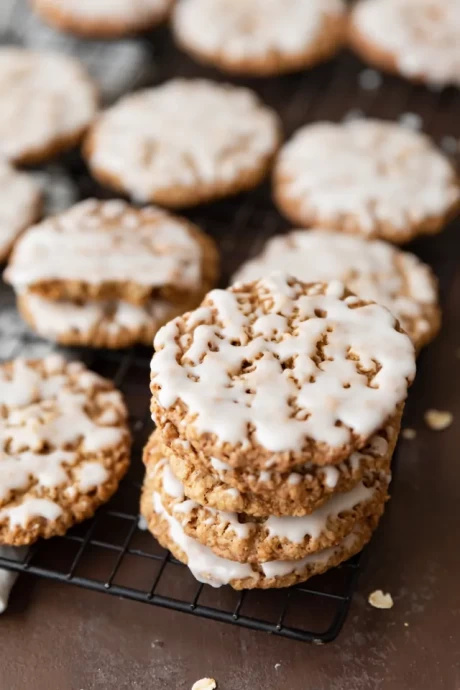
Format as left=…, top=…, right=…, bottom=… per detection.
left=5, top=199, right=218, bottom=304
left=233, top=230, right=439, bottom=350
left=173, top=0, right=345, bottom=71
left=0, top=355, right=130, bottom=535
left=33, top=0, right=173, bottom=22
left=151, top=274, right=416, bottom=470
left=0, top=162, right=42, bottom=262
left=85, top=79, right=281, bottom=204
left=0, top=48, right=98, bottom=163
left=350, top=0, right=460, bottom=87
left=274, top=120, right=460, bottom=242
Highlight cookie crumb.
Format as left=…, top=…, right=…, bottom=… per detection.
left=358, top=68, right=382, bottom=90
left=424, top=409, right=453, bottom=431
left=402, top=428, right=416, bottom=440
left=275, top=663, right=281, bottom=670
left=404, top=622, right=409, bottom=627
left=368, top=590, right=394, bottom=609
left=191, top=679, right=217, bottom=690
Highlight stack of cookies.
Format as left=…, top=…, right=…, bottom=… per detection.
left=4, top=199, right=219, bottom=349
left=141, top=274, right=416, bottom=589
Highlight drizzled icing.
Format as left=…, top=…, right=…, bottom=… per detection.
left=35, top=0, right=172, bottom=22
left=151, top=275, right=415, bottom=455
left=173, top=0, right=345, bottom=62
left=0, top=162, right=41, bottom=261
left=351, top=0, right=460, bottom=87
left=87, top=79, right=280, bottom=201
left=0, top=355, right=128, bottom=528
left=232, top=229, right=438, bottom=346
left=5, top=199, right=204, bottom=293
left=275, top=120, right=459, bottom=236
left=152, top=491, right=365, bottom=587
left=0, top=47, right=97, bottom=162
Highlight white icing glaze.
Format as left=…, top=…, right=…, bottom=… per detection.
left=76, top=461, right=109, bottom=492
left=352, top=0, right=460, bottom=87
left=35, top=0, right=171, bottom=22
left=153, top=492, right=255, bottom=587
left=151, top=275, right=415, bottom=453
left=0, top=497, right=62, bottom=527
left=322, top=465, right=340, bottom=489
left=0, top=450, right=76, bottom=501
left=162, top=463, right=185, bottom=499
left=0, top=47, right=97, bottom=162
left=5, top=199, right=204, bottom=293
left=0, top=162, right=41, bottom=260
left=275, top=120, right=459, bottom=234
left=87, top=79, right=280, bottom=202
left=21, top=292, right=177, bottom=342
left=287, top=472, right=301, bottom=486
left=210, top=457, right=232, bottom=473
left=173, top=0, right=345, bottom=62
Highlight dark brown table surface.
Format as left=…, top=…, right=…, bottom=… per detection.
left=1, top=7, right=460, bottom=690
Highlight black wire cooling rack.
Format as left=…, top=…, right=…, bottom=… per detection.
left=0, top=315, right=363, bottom=644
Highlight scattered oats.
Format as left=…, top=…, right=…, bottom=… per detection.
left=275, top=663, right=281, bottom=670
left=424, top=409, right=453, bottom=431
left=368, top=590, right=394, bottom=609
left=191, top=679, right=217, bottom=690
left=342, top=108, right=365, bottom=123
left=402, top=428, right=417, bottom=440
left=440, top=136, right=458, bottom=156
left=358, top=68, right=382, bottom=90
left=399, top=112, right=423, bottom=130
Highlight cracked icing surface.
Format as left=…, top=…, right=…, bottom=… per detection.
left=151, top=274, right=415, bottom=470
left=0, top=162, right=42, bottom=262
left=0, top=47, right=98, bottom=164
left=0, top=355, right=130, bottom=545
left=274, top=120, right=460, bottom=243
left=349, top=0, right=460, bottom=87
left=144, top=436, right=389, bottom=562
left=85, top=79, right=281, bottom=206
left=232, top=229, right=440, bottom=350
left=5, top=199, right=218, bottom=306
left=173, top=0, right=345, bottom=76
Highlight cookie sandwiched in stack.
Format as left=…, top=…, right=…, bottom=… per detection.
left=142, top=274, right=416, bottom=589
left=4, top=199, right=219, bottom=349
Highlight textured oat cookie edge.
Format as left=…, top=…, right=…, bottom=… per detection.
left=140, top=482, right=380, bottom=590
left=172, top=10, right=346, bottom=77
left=144, top=445, right=389, bottom=563
left=30, top=0, right=174, bottom=38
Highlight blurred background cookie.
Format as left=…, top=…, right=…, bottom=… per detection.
left=0, top=162, right=42, bottom=263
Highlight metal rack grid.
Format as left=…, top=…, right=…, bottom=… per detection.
left=0, top=2, right=459, bottom=644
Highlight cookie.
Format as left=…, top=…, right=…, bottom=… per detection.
left=31, top=0, right=173, bottom=38
left=348, top=0, right=460, bottom=88
left=140, top=479, right=379, bottom=590
left=273, top=120, right=460, bottom=243
left=0, top=162, right=42, bottom=263
left=5, top=199, right=219, bottom=305
left=17, top=293, right=187, bottom=349
left=149, top=420, right=398, bottom=517
left=144, top=435, right=389, bottom=563
left=0, top=355, right=131, bottom=545
left=172, top=0, right=346, bottom=77
left=151, top=274, right=416, bottom=471
left=232, top=230, right=441, bottom=351
left=0, top=47, right=98, bottom=165
left=84, top=79, right=281, bottom=207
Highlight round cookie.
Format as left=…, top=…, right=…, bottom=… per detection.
left=16, top=294, right=189, bottom=349
left=31, top=0, right=174, bottom=38
left=84, top=79, right=281, bottom=207
left=348, top=0, right=460, bottom=88
left=151, top=274, right=416, bottom=471
left=148, top=421, right=398, bottom=517
left=5, top=198, right=219, bottom=305
left=233, top=229, right=441, bottom=351
left=0, top=355, right=131, bottom=545
left=172, top=0, right=346, bottom=77
left=144, top=438, right=389, bottom=563
left=273, top=120, right=460, bottom=243
left=0, top=47, right=98, bottom=165
left=0, top=163, right=42, bottom=263
left=141, top=480, right=380, bottom=590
